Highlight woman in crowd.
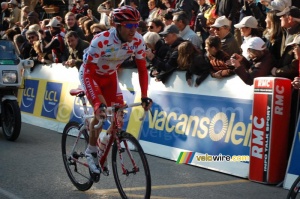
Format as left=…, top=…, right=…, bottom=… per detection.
left=229, top=37, right=275, bottom=85
left=263, top=10, right=282, bottom=62
left=205, top=36, right=234, bottom=79
left=147, top=18, right=165, bottom=33
left=143, top=31, right=169, bottom=67
left=234, top=16, right=262, bottom=60
left=177, top=41, right=210, bottom=87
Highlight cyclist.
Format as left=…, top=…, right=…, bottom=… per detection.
left=79, top=5, right=152, bottom=174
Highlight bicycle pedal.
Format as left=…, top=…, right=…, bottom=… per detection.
left=102, top=167, right=110, bottom=176
left=90, top=170, right=100, bottom=182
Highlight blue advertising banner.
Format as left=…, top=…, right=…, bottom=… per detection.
left=41, top=82, right=62, bottom=119
left=20, top=79, right=39, bottom=114
left=140, top=91, right=253, bottom=156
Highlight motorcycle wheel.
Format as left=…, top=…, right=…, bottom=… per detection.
left=1, top=100, right=21, bottom=141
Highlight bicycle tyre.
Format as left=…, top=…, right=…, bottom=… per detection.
left=287, top=176, right=300, bottom=199
left=61, top=121, right=93, bottom=191
left=111, top=131, right=151, bottom=199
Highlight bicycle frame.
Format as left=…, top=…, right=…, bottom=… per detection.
left=68, top=89, right=145, bottom=175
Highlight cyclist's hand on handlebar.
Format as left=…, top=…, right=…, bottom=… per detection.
left=94, top=103, right=107, bottom=120
left=141, top=97, right=152, bottom=111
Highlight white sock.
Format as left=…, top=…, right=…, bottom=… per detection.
left=86, top=145, right=98, bottom=154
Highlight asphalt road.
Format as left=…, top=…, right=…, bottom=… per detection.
left=0, top=123, right=289, bottom=199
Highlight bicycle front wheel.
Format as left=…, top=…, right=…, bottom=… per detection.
left=112, top=131, right=151, bottom=199
left=61, top=121, right=93, bottom=191
left=287, top=176, right=300, bottom=199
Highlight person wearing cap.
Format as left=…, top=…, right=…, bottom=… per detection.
left=229, top=37, right=276, bottom=85
left=42, top=17, right=66, bottom=63
left=260, top=0, right=291, bottom=12
left=239, top=0, right=266, bottom=29
left=4, top=0, right=20, bottom=29
left=234, top=16, right=262, bottom=60
left=172, top=11, right=202, bottom=50
left=270, top=6, right=300, bottom=80
left=146, top=24, right=184, bottom=83
left=211, top=16, right=240, bottom=56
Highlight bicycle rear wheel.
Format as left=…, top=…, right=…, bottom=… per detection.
left=287, top=176, right=300, bottom=199
left=112, top=131, right=151, bottom=199
left=61, top=121, right=93, bottom=191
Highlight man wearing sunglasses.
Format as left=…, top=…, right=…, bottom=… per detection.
left=79, top=5, right=152, bottom=174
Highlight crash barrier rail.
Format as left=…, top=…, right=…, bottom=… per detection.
left=17, top=63, right=296, bottom=185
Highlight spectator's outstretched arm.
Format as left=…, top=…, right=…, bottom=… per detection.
left=42, top=39, right=60, bottom=53
left=151, top=51, right=179, bottom=72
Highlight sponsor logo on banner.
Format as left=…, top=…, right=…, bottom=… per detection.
left=41, top=82, right=62, bottom=119
left=21, top=79, right=39, bottom=113
left=140, top=91, right=253, bottom=156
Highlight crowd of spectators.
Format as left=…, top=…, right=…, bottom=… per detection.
left=0, top=0, right=300, bottom=86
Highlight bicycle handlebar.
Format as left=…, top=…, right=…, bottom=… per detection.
left=94, top=103, right=147, bottom=129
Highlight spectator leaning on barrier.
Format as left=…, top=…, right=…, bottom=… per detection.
left=205, top=35, right=235, bottom=79
left=146, top=24, right=184, bottom=83
left=43, top=18, right=66, bottom=63
left=63, top=31, right=89, bottom=70
left=172, top=11, right=203, bottom=50
left=177, top=41, right=210, bottom=87
left=229, top=37, right=275, bottom=85
left=211, top=16, right=240, bottom=56
left=271, top=6, right=300, bottom=80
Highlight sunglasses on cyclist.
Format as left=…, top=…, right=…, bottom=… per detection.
left=117, top=22, right=139, bottom=29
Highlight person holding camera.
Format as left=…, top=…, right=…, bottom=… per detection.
left=228, top=37, right=275, bottom=85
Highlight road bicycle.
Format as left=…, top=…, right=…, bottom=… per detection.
left=61, top=88, right=151, bottom=199
left=287, top=176, right=300, bottom=199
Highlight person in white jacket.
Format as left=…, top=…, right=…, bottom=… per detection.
left=260, top=0, right=291, bottom=12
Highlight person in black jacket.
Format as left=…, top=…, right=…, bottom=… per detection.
left=146, top=24, right=184, bottom=83
left=215, top=0, right=239, bottom=32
